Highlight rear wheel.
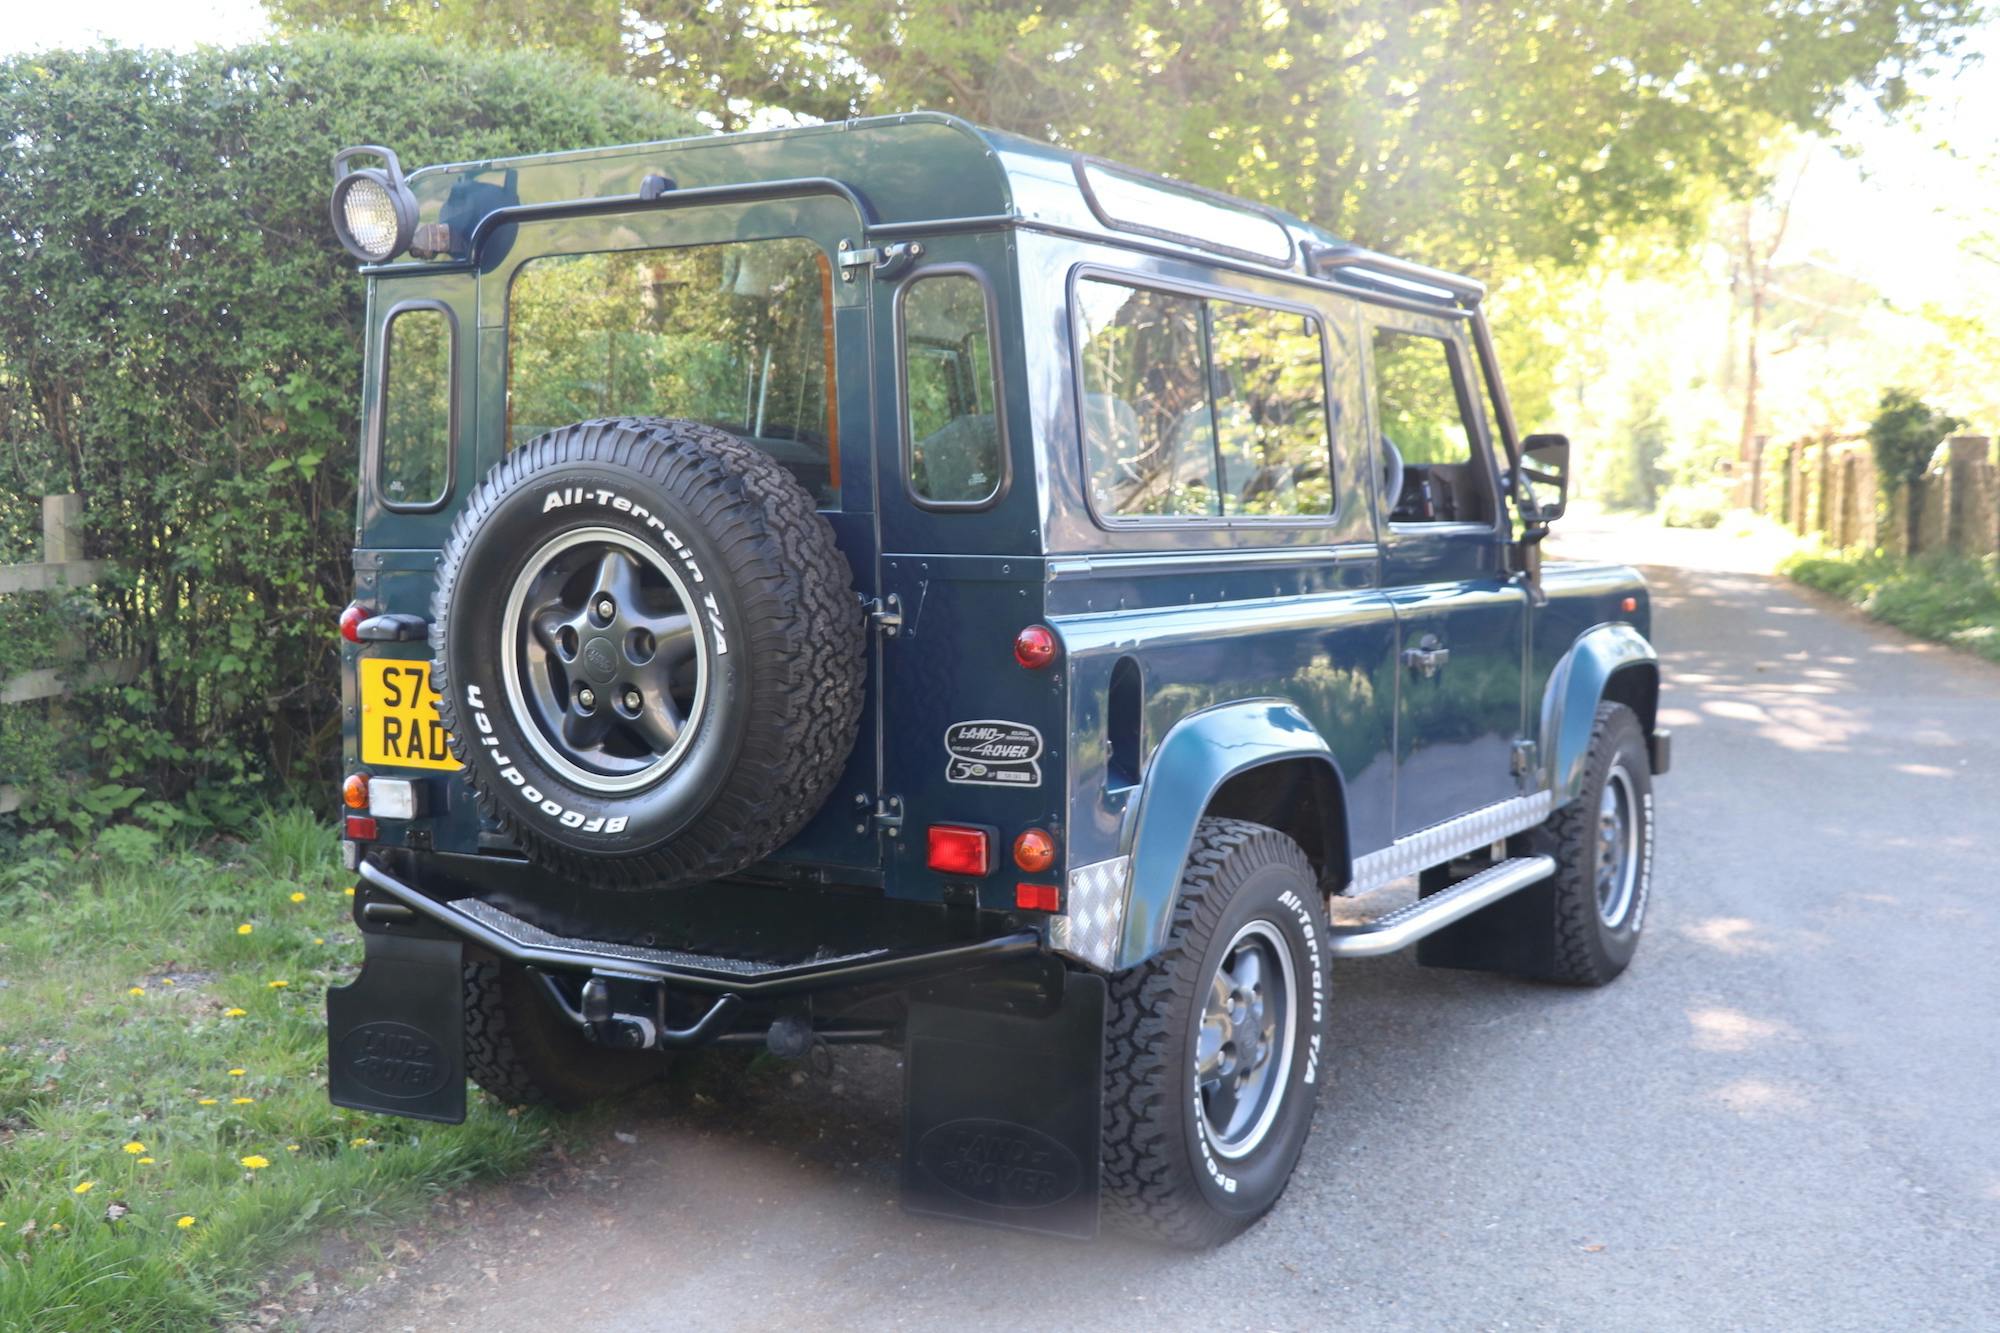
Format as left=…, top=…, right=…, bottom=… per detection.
left=1101, top=818, right=1329, bottom=1248
left=463, top=960, right=664, bottom=1109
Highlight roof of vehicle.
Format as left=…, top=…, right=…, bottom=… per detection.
left=387, top=111, right=1466, bottom=299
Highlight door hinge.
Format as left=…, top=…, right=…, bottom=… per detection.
left=870, top=794, right=904, bottom=837
left=1511, top=739, right=1539, bottom=781
left=866, top=593, right=903, bottom=637
left=837, top=238, right=923, bottom=282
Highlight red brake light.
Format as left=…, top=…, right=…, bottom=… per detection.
left=1013, top=624, right=1058, bottom=670
left=926, top=824, right=993, bottom=877
left=344, top=814, right=378, bottom=841
left=339, top=603, right=368, bottom=643
left=1013, top=828, right=1056, bottom=874
left=1015, top=883, right=1060, bottom=912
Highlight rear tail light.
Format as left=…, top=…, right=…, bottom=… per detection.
left=926, top=824, right=993, bottom=877
left=344, top=814, right=378, bottom=841
left=1015, top=883, right=1060, bottom=912
left=341, top=773, right=369, bottom=809
left=339, top=603, right=368, bottom=643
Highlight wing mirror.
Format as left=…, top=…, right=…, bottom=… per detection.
left=1518, top=433, right=1570, bottom=524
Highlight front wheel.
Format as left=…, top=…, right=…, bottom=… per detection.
left=1101, top=818, right=1330, bottom=1248
left=1532, top=701, right=1655, bottom=986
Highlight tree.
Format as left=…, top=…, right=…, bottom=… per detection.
left=271, top=1, right=1985, bottom=274
left=1867, top=387, right=1963, bottom=552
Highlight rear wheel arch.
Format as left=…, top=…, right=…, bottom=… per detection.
left=1205, top=756, right=1350, bottom=895
left=1601, top=661, right=1659, bottom=735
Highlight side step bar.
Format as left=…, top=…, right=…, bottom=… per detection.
left=1328, top=855, right=1556, bottom=959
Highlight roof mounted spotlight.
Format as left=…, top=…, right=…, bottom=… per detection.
left=329, top=145, right=419, bottom=264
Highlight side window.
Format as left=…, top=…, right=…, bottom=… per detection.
left=1370, top=326, right=1493, bottom=524
left=1077, top=277, right=1332, bottom=522
left=380, top=306, right=452, bottom=508
left=904, top=273, right=1002, bottom=505
left=1078, top=282, right=1215, bottom=517
left=1208, top=304, right=1332, bottom=516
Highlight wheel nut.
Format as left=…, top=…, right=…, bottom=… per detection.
left=577, top=687, right=595, bottom=709
left=624, top=689, right=642, bottom=711
left=596, top=598, right=615, bottom=619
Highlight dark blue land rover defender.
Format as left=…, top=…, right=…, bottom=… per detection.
left=326, top=114, right=1668, bottom=1248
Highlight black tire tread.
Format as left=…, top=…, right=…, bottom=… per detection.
left=1541, top=701, right=1645, bottom=987
left=462, top=960, right=661, bottom=1108
left=1100, top=817, right=1320, bottom=1248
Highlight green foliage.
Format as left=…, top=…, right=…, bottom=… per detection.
left=1866, top=387, right=1964, bottom=551
left=1867, top=386, right=1964, bottom=493
left=0, top=806, right=558, bottom=1331
left=0, top=38, right=698, bottom=822
left=1660, top=481, right=1733, bottom=529
left=1784, top=547, right=2000, bottom=662
left=276, top=2, right=1982, bottom=274
left=1597, top=379, right=1672, bottom=512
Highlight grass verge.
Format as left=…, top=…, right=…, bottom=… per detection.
left=1783, top=548, right=2000, bottom=663
left=0, top=807, right=556, bottom=1330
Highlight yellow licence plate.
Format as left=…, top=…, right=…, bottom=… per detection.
left=358, top=659, right=458, bottom=771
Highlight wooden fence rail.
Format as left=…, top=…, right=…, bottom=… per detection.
left=0, top=494, right=137, bottom=814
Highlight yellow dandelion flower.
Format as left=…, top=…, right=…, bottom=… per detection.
left=228, top=1068, right=245, bottom=1077
left=267, top=980, right=289, bottom=989
left=50, top=1223, right=64, bottom=1232
left=128, top=986, right=145, bottom=997
left=240, top=1154, right=270, bottom=1170
left=349, top=1136, right=374, bottom=1148
left=176, top=1215, right=196, bottom=1229
left=313, top=937, right=325, bottom=946
left=285, top=1144, right=301, bottom=1153
left=223, top=1007, right=247, bottom=1017
left=236, top=923, right=253, bottom=935
left=197, top=1098, right=218, bottom=1106
left=289, top=891, right=307, bottom=903
left=161, top=977, right=175, bottom=986
left=122, top=1142, right=146, bottom=1155
left=72, top=1181, right=95, bottom=1195
left=344, top=886, right=356, bottom=897
left=231, top=1096, right=255, bottom=1105
left=138, top=1157, right=155, bottom=1165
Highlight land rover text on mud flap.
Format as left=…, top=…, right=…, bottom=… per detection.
left=325, top=117, right=1669, bottom=1248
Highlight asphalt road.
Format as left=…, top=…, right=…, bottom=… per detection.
left=313, top=519, right=2000, bottom=1332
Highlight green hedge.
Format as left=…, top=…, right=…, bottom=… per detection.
left=1784, top=549, right=2000, bottom=663
left=0, top=37, right=698, bottom=828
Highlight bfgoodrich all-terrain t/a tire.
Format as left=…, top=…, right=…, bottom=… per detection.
left=1529, top=701, right=1655, bottom=986
left=1102, top=818, right=1330, bottom=1248
left=432, top=418, right=865, bottom=889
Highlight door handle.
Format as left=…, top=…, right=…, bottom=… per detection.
left=1401, top=635, right=1450, bottom=679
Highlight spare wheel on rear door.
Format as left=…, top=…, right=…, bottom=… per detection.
left=431, top=416, right=866, bottom=888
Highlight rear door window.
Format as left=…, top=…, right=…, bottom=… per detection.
left=379, top=304, right=453, bottom=509
left=507, top=237, right=839, bottom=505
left=903, top=272, right=1002, bottom=505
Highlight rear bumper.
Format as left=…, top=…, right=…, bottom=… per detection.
left=353, top=858, right=1042, bottom=997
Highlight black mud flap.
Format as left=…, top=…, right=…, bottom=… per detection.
left=1417, top=877, right=1562, bottom=980
left=327, top=930, right=467, bottom=1124
left=902, top=969, right=1105, bottom=1240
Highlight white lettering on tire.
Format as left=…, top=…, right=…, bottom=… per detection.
left=463, top=680, right=628, bottom=837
